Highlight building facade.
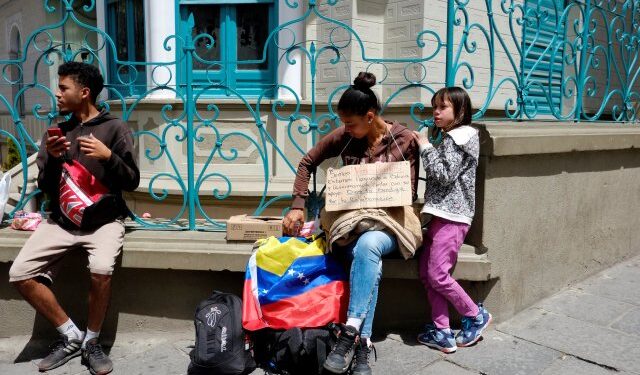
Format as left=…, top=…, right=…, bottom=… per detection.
left=1, top=0, right=639, bottom=228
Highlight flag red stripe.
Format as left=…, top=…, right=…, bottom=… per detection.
left=243, top=280, right=348, bottom=331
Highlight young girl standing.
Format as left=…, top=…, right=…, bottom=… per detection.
left=415, top=87, right=491, bottom=353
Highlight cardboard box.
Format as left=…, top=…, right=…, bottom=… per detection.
left=226, top=215, right=283, bottom=241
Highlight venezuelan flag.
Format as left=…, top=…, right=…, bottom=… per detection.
left=242, top=236, right=348, bottom=331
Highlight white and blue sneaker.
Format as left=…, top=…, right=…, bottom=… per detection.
left=417, top=323, right=457, bottom=353
left=456, top=303, right=492, bottom=347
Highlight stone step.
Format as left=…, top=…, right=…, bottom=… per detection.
left=7, top=192, right=21, bottom=206
left=2, top=203, right=15, bottom=216
left=0, top=225, right=492, bottom=281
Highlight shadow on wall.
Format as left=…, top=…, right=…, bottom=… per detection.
left=461, top=124, right=492, bottom=250
left=1, top=246, right=498, bottom=362
left=372, top=277, right=498, bottom=343
left=1, top=252, right=245, bottom=363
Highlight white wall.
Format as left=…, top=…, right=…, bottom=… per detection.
left=0, top=0, right=636, bottom=127
left=302, top=0, right=634, bottom=119
left=0, top=0, right=53, bottom=145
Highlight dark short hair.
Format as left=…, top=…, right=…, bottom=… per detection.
left=58, top=62, right=104, bottom=104
left=431, top=87, right=473, bottom=127
left=337, top=71, right=381, bottom=116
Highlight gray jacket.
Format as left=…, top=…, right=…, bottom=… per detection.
left=419, top=125, right=479, bottom=225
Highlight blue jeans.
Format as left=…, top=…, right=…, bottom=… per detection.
left=337, top=230, right=398, bottom=338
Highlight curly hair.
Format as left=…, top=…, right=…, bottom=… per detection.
left=58, top=62, right=104, bottom=104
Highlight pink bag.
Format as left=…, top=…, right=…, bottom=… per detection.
left=298, top=219, right=320, bottom=237
left=11, top=211, right=42, bottom=231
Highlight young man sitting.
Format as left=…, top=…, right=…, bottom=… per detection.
left=9, top=61, right=140, bottom=374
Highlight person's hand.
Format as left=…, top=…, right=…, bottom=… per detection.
left=45, top=136, right=70, bottom=158
left=283, top=208, right=305, bottom=236
left=78, top=133, right=112, bottom=161
left=413, top=130, right=432, bottom=147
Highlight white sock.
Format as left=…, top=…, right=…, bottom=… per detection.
left=56, top=319, right=83, bottom=341
left=82, top=329, right=100, bottom=349
left=346, top=317, right=363, bottom=331
left=441, top=328, right=452, bottom=335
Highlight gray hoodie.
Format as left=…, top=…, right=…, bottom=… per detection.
left=419, top=125, right=479, bottom=225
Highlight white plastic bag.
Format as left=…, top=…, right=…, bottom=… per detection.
left=0, top=172, right=11, bottom=223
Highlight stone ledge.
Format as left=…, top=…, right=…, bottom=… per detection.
left=381, top=252, right=492, bottom=281
left=480, top=122, right=640, bottom=156
left=0, top=226, right=492, bottom=281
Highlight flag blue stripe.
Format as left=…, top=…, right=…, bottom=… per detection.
left=251, top=254, right=347, bottom=305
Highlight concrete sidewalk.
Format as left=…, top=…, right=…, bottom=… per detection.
left=1, top=254, right=638, bottom=375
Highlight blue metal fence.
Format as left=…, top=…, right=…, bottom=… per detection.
left=1, top=0, right=639, bottom=230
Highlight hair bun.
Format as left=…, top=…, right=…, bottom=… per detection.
left=353, top=71, right=376, bottom=90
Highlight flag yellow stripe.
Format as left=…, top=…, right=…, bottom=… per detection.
left=256, top=237, right=326, bottom=276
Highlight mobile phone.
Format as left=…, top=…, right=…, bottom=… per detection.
left=47, top=128, right=63, bottom=138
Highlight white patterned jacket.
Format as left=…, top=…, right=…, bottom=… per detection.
left=419, top=125, right=479, bottom=225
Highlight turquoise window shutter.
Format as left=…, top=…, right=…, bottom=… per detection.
left=523, top=0, right=566, bottom=116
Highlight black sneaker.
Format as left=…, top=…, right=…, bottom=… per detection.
left=352, top=339, right=376, bottom=375
left=38, top=334, right=82, bottom=371
left=323, top=324, right=359, bottom=374
left=81, top=338, right=113, bottom=375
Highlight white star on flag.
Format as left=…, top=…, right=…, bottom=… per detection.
left=297, top=272, right=305, bottom=280
left=303, top=279, right=310, bottom=285
left=261, top=289, right=268, bottom=294
left=287, top=269, right=296, bottom=276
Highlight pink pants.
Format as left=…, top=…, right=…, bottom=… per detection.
left=419, top=216, right=479, bottom=328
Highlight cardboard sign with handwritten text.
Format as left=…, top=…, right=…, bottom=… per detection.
left=325, top=161, right=412, bottom=211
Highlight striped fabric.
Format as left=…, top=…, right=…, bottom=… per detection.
left=242, top=236, right=348, bottom=331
